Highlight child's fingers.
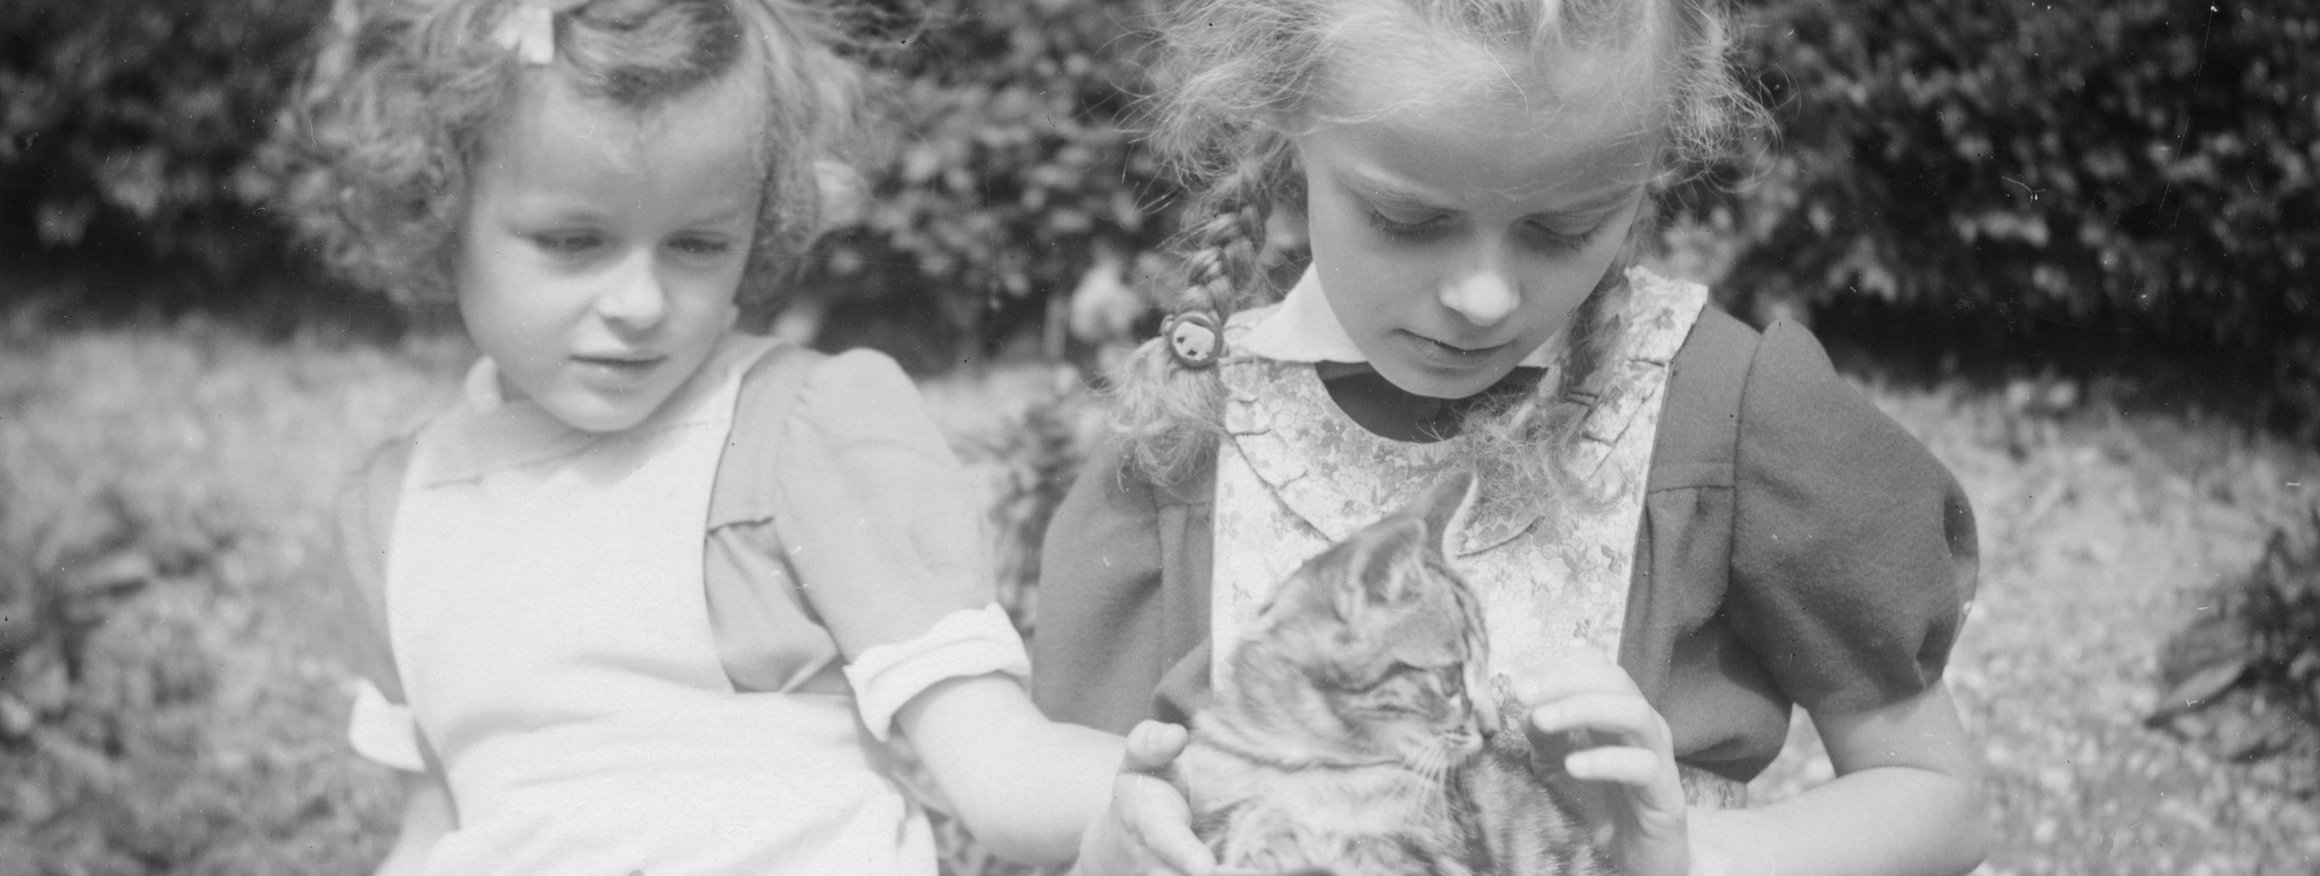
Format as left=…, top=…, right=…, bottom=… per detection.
left=1107, top=770, right=1215, bottom=876
left=1527, top=691, right=1671, bottom=752
left=1509, top=649, right=1638, bottom=706
left=1563, top=745, right=1669, bottom=787
left=1118, top=722, right=1209, bottom=874
left=1564, top=744, right=1690, bottom=839
left=1128, top=796, right=1216, bottom=876
left=1123, top=720, right=1190, bottom=773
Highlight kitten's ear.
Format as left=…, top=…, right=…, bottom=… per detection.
left=1343, top=519, right=1427, bottom=613
left=1411, top=469, right=1479, bottom=557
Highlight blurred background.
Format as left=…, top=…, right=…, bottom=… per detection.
left=2, top=0, right=2317, bottom=872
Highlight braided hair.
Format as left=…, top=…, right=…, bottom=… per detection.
left=1110, top=0, right=1762, bottom=501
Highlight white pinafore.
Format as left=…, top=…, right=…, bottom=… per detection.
left=1209, top=267, right=1743, bottom=807
left=386, top=337, right=936, bottom=876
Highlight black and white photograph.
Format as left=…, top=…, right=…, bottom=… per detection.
left=0, top=0, right=2314, bottom=873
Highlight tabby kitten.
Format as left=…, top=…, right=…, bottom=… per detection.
left=1179, top=471, right=1609, bottom=876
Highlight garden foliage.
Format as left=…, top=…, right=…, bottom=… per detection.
left=1712, top=0, right=2319, bottom=424
left=800, top=0, right=1177, bottom=372
left=0, top=324, right=442, bottom=873
left=0, top=0, right=330, bottom=282
left=5, top=0, right=2316, bottom=416
left=2154, top=503, right=2320, bottom=796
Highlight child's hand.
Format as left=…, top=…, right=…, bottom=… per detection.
left=1518, top=651, right=1691, bottom=876
left=1076, top=721, right=1216, bottom=876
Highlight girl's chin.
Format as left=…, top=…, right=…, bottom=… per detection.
left=536, top=391, right=664, bottom=434
left=1373, top=361, right=1509, bottom=400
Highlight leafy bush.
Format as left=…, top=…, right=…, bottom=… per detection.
left=798, top=0, right=1176, bottom=372
left=1708, top=0, right=2320, bottom=426
left=2151, top=503, right=2320, bottom=795
left=0, top=0, right=328, bottom=283
left=953, top=369, right=1104, bottom=634
left=2232, top=510, right=2320, bottom=725
left=0, top=321, right=454, bottom=873
left=8, top=0, right=2319, bottom=427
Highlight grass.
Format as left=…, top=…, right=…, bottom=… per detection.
left=1, top=308, right=2316, bottom=874
left=0, top=313, right=464, bottom=874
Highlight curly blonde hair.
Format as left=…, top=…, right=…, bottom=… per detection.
left=1112, top=0, right=1768, bottom=492
left=284, top=0, right=871, bottom=313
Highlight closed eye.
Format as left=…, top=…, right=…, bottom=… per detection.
left=668, top=234, right=736, bottom=258
left=1338, top=660, right=1428, bottom=694
left=1522, top=191, right=1635, bottom=251
left=1366, top=206, right=1452, bottom=241
left=1434, top=666, right=1464, bottom=699
left=1521, top=220, right=1596, bottom=251
left=531, top=231, right=603, bottom=255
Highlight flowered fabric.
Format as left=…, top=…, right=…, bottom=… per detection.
left=1208, top=266, right=1742, bottom=807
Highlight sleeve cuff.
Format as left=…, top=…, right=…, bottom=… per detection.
left=843, top=604, right=1030, bottom=742
left=348, top=678, right=428, bottom=772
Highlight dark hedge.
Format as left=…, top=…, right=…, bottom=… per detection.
left=1709, top=0, right=2319, bottom=426
left=1, top=0, right=2314, bottom=421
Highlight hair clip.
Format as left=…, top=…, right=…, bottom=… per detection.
left=1161, top=310, right=1225, bottom=369
left=491, top=0, right=587, bottom=65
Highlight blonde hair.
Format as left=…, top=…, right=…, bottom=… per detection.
left=1113, top=0, right=1765, bottom=492
left=285, top=0, right=870, bottom=314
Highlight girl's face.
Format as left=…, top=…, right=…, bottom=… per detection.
left=1294, top=43, right=1662, bottom=399
left=453, top=73, right=765, bottom=433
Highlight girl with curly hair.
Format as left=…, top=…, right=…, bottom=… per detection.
left=293, top=1, right=1154, bottom=872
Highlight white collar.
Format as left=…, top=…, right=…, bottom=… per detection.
left=462, top=356, right=513, bottom=413
left=1233, top=266, right=1560, bottom=367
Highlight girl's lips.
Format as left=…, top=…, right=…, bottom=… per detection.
left=570, top=353, right=665, bottom=385
left=1402, top=332, right=1506, bottom=367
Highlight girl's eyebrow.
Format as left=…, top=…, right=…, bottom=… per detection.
left=1544, top=185, right=1646, bottom=216
left=1338, top=168, right=1445, bottom=210
left=1339, top=166, right=1642, bottom=216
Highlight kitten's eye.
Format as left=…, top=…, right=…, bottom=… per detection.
left=1334, top=661, right=1409, bottom=694
left=1372, top=662, right=1434, bottom=693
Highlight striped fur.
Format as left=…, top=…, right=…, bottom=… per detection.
left=1182, top=471, right=1609, bottom=876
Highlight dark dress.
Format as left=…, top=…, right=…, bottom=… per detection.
left=1030, top=308, right=1979, bottom=782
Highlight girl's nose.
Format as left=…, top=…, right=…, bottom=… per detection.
left=1439, top=267, right=1519, bottom=327
left=594, top=254, right=668, bottom=330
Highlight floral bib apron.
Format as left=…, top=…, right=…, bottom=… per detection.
left=1209, top=268, right=1743, bottom=807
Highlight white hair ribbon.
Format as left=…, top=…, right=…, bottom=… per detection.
left=813, top=159, right=867, bottom=229
left=490, top=0, right=589, bottom=65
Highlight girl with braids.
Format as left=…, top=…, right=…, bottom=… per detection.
left=1038, top=0, right=1990, bottom=874
left=293, top=1, right=1168, bottom=872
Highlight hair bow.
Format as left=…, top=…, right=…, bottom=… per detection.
left=491, top=0, right=592, bottom=65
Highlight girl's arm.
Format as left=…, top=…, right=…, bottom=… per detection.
left=1688, top=683, right=1987, bottom=876
left=1523, top=652, right=1986, bottom=876
left=760, top=353, right=1214, bottom=871
left=373, top=770, right=453, bottom=876
left=897, top=679, right=1215, bottom=870
left=895, top=674, right=1117, bottom=863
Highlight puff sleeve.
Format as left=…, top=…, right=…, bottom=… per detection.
left=1029, top=437, right=1181, bottom=733
left=768, top=350, right=1029, bottom=740
left=1724, top=321, right=1980, bottom=715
